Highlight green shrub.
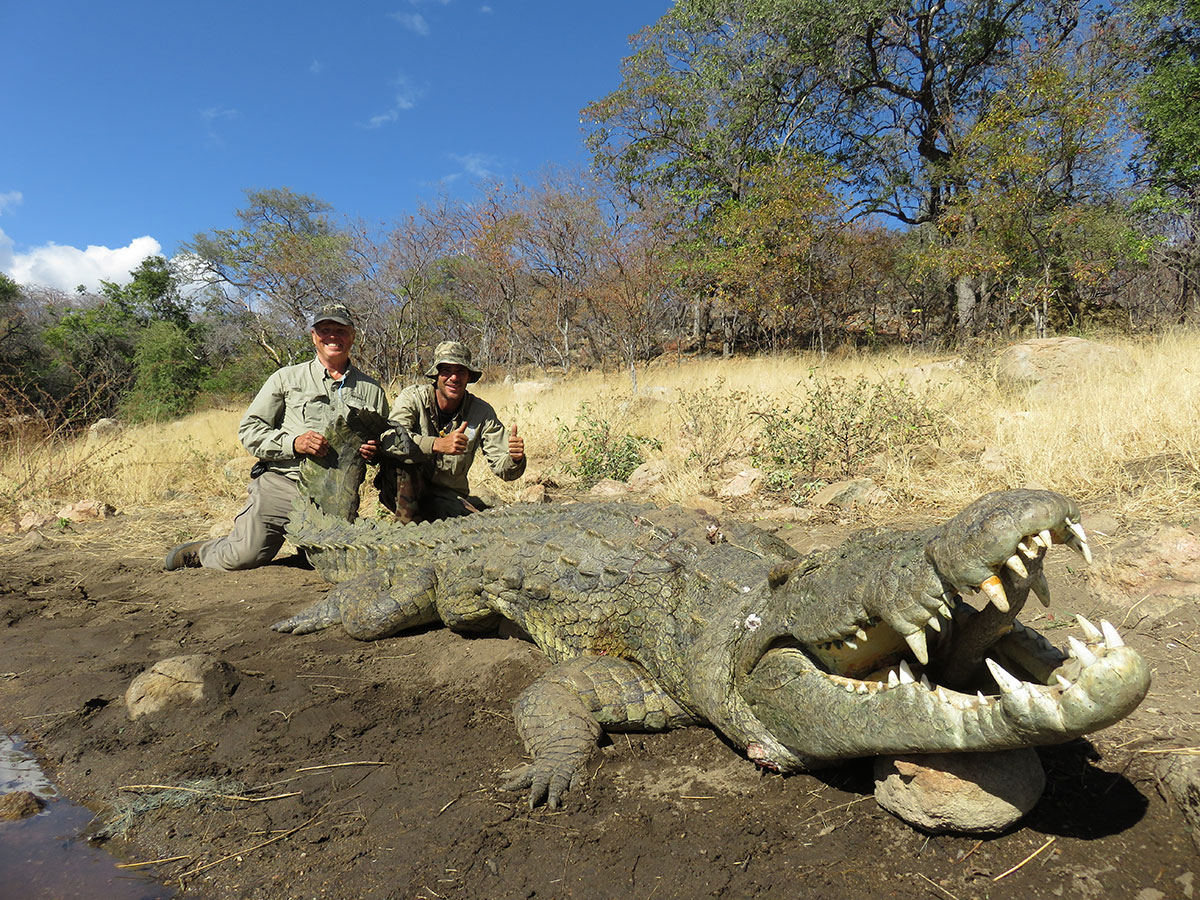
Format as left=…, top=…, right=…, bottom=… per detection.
left=557, top=404, right=662, bottom=486
left=753, top=375, right=943, bottom=495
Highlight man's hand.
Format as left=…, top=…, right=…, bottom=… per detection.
left=359, top=439, right=379, bottom=461
left=508, top=424, right=525, bottom=463
left=433, top=421, right=470, bottom=455
left=293, top=430, right=330, bottom=457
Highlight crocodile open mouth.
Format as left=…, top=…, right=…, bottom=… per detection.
left=739, top=508, right=1149, bottom=766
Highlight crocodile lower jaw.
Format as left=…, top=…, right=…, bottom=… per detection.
left=739, top=616, right=1150, bottom=767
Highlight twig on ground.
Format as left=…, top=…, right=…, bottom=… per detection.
left=116, top=854, right=193, bottom=870
left=296, top=761, right=387, bottom=772
left=917, top=873, right=963, bottom=900
left=992, top=836, right=1056, bottom=882
left=118, top=784, right=300, bottom=803
left=1136, top=746, right=1200, bottom=755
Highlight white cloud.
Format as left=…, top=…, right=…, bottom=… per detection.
left=366, top=74, right=423, bottom=128
left=1, top=231, right=163, bottom=294
left=310, top=59, right=325, bottom=75
left=449, top=152, right=499, bottom=179
left=390, top=11, right=430, bottom=35
left=0, top=191, right=22, bottom=215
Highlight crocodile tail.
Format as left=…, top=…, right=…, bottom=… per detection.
left=296, top=408, right=383, bottom=523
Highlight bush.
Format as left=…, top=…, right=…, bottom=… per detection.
left=753, top=375, right=943, bottom=495
left=557, top=404, right=662, bottom=486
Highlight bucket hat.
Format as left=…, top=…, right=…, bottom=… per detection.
left=425, top=340, right=482, bottom=383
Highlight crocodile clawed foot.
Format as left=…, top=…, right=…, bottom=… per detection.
left=501, top=759, right=586, bottom=810
left=270, top=596, right=341, bottom=635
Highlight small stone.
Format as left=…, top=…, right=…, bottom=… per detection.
left=0, top=790, right=44, bottom=821
left=590, top=479, right=631, bottom=497
left=874, top=749, right=1045, bottom=834
left=718, top=468, right=764, bottom=499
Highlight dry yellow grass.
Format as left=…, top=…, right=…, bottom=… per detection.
left=4, top=331, right=1198, bottom=531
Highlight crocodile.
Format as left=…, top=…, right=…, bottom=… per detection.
left=273, top=412, right=1150, bottom=813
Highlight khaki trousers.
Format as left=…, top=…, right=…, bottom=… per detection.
left=198, top=471, right=299, bottom=571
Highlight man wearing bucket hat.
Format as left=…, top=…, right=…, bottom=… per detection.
left=164, top=303, right=417, bottom=571
left=391, top=340, right=525, bottom=520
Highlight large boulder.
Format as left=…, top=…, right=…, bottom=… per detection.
left=995, top=337, right=1133, bottom=394
left=874, top=749, right=1046, bottom=834
left=125, top=654, right=239, bottom=719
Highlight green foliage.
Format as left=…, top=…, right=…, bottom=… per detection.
left=1135, top=0, right=1200, bottom=192
left=557, top=404, right=662, bottom=486
left=119, top=321, right=206, bottom=422
left=752, top=376, right=943, bottom=494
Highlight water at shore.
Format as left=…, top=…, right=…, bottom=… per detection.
left=1, top=732, right=175, bottom=900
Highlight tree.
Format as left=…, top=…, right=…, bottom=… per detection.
left=1136, top=0, right=1200, bottom=193
left=185, top=188, right=353, bottom=366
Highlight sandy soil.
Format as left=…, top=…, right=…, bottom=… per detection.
left=0, top=502, right=1198, bottom=900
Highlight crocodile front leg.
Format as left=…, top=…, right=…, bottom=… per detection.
left=503, top=655, right=696, bottom=809
left=271, top=567, right=440, bottom=639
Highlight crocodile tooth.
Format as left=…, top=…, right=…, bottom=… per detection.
left=1076, top=615, right=1103, bottom=641
left=979, top=575, right=1009, bottom=612
left=1018, top=539, right=1039, bottom=559
left=1056, top=674, right=1072, bottom=690
left=1067, top=636, right=1098, bottom=666
left=1031, top=571, right=1051, bottom=607
left=977, top=691, right=989, bottom=706
left=856, top=628, right=868, bottom=642
left=904, top=629, right=929, bottom=666
left=898, top=660, right=916, bottom=684
left=1065, top=531, right=1093, bottom=564
left=844, top=681, right=856, bottom=693
left=985, top=658, right=1023, bottom=693
left=1032, top=533, right=1048, bottom=549
left=843, top=638, right=859, bottom=650
left=887, top=669, right=900, bottom=687
left=927, top=615, right=941, bottom=633
left=935, top=686, right=949, bottom=703
left=1005, top=554, right=1029, bottom=579
left=1100, top=619, right=1124, bottom=649
left=920, top=675, right=933, bottom=690
left=856, top=682, right=871, bottom=694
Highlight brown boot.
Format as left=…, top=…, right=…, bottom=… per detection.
left=165, top=540, right=205, bottom=571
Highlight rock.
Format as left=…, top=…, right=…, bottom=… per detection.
left=88, top=418, right=122, bottom=441
left=642, top=385, right=673, bottom=402
left=125, top=654, right=240, bottom=719
left=18, top=511, right=55, bottom=532
left=1080, top=511, right=1121, bottom=539
left=1157, top=753, right=1200, bottom=855
left=1094, top=525, right=1200, bottom=619
left=0, top=790, right=44, bottom=821
left=995, top=337, right=1134, bottom=393
left=517, top=484, right=548, bottom=504
left=56, top=500, right=116, bottom=522
left=682, top=495, right=724, bottom=516
left=718, top=468, right=764, bottom=499
left=979, top=446, right=1008, bottom=475
left=874, top=749, right=1046, bottom=834
left=809, top=479, right=890, bottom=510
left=590, top=479, right=631, bottom=497
left=511, top=380, right=554, bottom=400
left=627, top=461, right=672, bottom=492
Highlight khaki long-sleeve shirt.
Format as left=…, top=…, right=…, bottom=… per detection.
left=392, top=382, right=525, bottom=498
left=239, top=357, right=412, bottom=482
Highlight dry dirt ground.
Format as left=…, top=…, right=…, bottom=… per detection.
left=1, top=500, right=1199, bottom=900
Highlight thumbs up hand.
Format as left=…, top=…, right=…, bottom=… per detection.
left=508, top=423, right=525, bottom=462
left=433, top=420, right=470, bottom=455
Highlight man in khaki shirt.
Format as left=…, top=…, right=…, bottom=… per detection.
left=165, top=304, right=414, bottom=570
left=392, top=340, right=525, bottom=520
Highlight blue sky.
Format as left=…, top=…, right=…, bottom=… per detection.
left=1, top=1, right=666, bottom=293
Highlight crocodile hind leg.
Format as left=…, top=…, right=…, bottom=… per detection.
left=502, top=655, right=696, bottom=809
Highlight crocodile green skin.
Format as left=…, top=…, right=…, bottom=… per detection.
left=275, top=413, right=1151, bottom=809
